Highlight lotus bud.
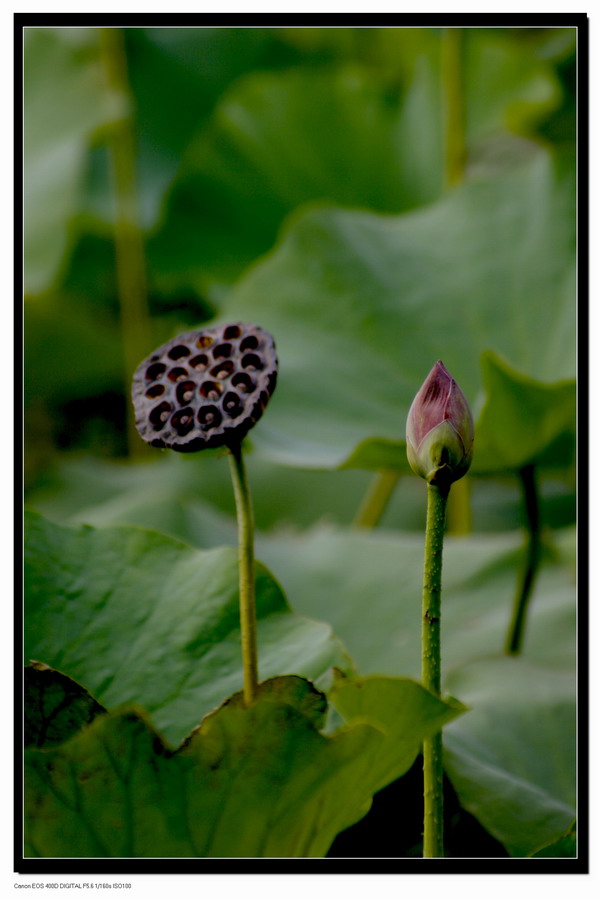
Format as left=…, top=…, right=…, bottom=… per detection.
left=406, top=361, right=473, bottom=488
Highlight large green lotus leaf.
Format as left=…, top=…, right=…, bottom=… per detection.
left=443, top=657, right=576, bottom=857
left=528, top=821, right=576, bottom=858
left=24, top=511, right=352, bottom=746
left=25, top=452, right=375, bottom=538
left=82, top=28, right=304, bottom=229
left=148, top=63, right=440, bottom=291
left=218, top=149, right=574, bottom=470
left=255, top=524, right=575, bottom=856
left=149, top=27, right=563, bottom=291
left=255, top=525, right=576, bottom=677
left=24, top=28, right=118, bottom=295
left=24, top=662, right=106, bottom=749
left=25, top=673, right=464, bottom=858
left=26, top=451, right=575, bottom=549
left=472, top=351, right=576, bottom=474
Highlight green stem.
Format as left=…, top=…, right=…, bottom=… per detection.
left=441, top=27, right=467, bottom=188
left=99, top=28, right=152, bottom=458
left=504, top=464, right=542, bottom=655
left=353, top=469, right=400, bottom=529
left=421, top=481, right=449, bottom=858
left=228, top=443, right=259, bottom=706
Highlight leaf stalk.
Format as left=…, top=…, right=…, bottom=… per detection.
left=504, top=464, right=542, bottom=655
left=441, top=27, right=467, bottom=188
left=99, top=27, right=152, bottom=458
left=421, top=481, right=449, bottom=858
left=353, top=468, right=400, bottom=529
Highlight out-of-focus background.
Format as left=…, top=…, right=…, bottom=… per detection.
left=24, top=25, right=576, bottom=537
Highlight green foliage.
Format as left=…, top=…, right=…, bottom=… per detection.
left=444, top=658, right=576, bottom=857
left=24, top=25, right=578, bottom=861
left=528, top=821, right=576, bottom=858
left=220, top=150, right=574, bottom=471
left=24, top=511, right=352, bottom=746
left=82, top=28, right=306, bottom=231
left=255, top=524, right=576, bottom=857
left=25, top=662, right=106, bottom=748
left=24, top=667, right=464, bottom=858
left=24, top=28, right=118, bottom=295
left=474, top=351, right=576, bottom=473
left=148, top=64, right=443, bottom=289
left=255, top=525, right=575, bottom=678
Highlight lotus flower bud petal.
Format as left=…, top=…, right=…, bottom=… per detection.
left=406, top=361, right=473, bottom=487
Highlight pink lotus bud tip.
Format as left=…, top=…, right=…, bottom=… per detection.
left=406, top=361, right=474, bottom=487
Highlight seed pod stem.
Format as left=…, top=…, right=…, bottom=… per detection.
left=227, top=441, right=258, bottom=706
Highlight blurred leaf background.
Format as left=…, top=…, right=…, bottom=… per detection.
left=24, top=25, right=578, bottom=858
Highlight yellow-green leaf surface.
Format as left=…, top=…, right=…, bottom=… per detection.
left=149, top=64, right=444, bottom=289
left=150, top=29, right=563, bottom=290
left=255, top=524, right=576, bottom=857
left=472, top=351, right=576, bottom=474
left=443, top=658, right=576, bottom=857
left=528, top=822, right=576, bottom=858
left=256, top=525, right=576, bottom=676
left=218, top=150, right=574, bottom=470
left=25, top=673, right=465, bottom=858
left=24, top=511, right=352, bottom=746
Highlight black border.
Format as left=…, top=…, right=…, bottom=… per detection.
left=16, top=10, right=590, bottom=878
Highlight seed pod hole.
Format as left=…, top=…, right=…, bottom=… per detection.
left=145, top=384, right=166, bottom=399
left=231, top=372, right=254, bottom=393
left=240, top=335, right=259, bottom=352
left=176, top=380, right=197, bottom=405
left=168, top=367, right=189, bottom=382
left=133, top=323, right=278, bottom=452
left=190, top=354, right=209, bottom=370
left=223, top=391, right=243, bottom=417
left=211, top=360, right=235, bottom=380
left=171, top=407, right=195, bottom=435
left=200, top=381, right=223, bottom=400
left=149, top=401, right=172, bottom=430
left=146, top=362, right=166, bottom=381
left=212, top=342, right=232, bottom=360
left=199, top=405, right=222, bottom=428
left=242, top=353, right=264, bottom=371
left=168, top=345, right=191, bottom=360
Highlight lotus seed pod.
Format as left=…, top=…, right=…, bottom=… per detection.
left=406, top=360, right=473, bottom=488
left=132, top=323, right=278, bottom=452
